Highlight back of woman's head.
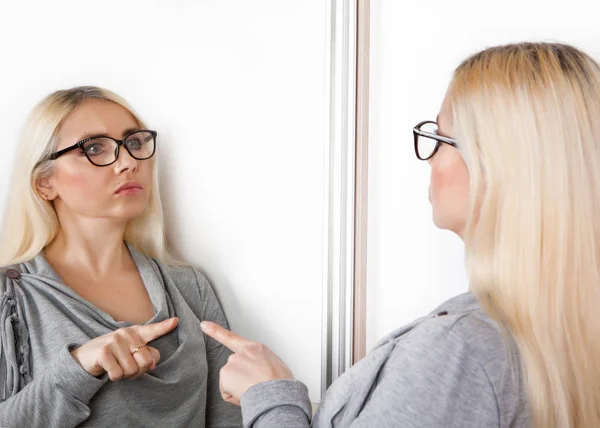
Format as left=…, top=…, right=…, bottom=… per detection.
left=449, top=42, right=600, bottom=427
left=0, top=86, right=171, bottom=265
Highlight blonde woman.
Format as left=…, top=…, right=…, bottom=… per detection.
left=201, top=42, right=600, bottom=427
left=0, top=87, right=242, bottom=427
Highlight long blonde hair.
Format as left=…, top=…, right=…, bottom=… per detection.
left=0, top=86, right=175, bottom=265
left=450, top=43, right=600, bottom=427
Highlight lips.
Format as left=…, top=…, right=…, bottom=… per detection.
left=115, top=182, right=143, bottom=194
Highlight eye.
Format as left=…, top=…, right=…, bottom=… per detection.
left=86, top=144, right=104, bottom=155
left=83, top=138, right=111, bottom=156
left=127, top=137, right=143, bottom=150
left=126, top=132, right=153, bottom=151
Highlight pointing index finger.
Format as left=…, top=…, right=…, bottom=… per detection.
left=137, top=317, right=179, bottom=344
left=201, top=321, right=249, bottom=353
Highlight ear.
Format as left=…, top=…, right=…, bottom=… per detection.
left=36, top=177, right=58, bottom=201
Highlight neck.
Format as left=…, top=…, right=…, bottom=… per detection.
left=45, top=212, right=131, bottom=274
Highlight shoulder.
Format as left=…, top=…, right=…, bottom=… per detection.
left=384, top=293, right=508, bottom=362
left=426, top=293, right=509, bottom=362
left=149, top=257, right=229, bottom=325
left=127, top=243, right=226, bottom=315
left=423, top=293, right=520, bottom=387
left=151, top=257, right=213, bottom=296
left=385, top=293, right=504, bottom=382
left=384, top=293, right=527, bottom=426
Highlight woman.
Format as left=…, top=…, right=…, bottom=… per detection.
left=0, top=86, right=242, bottom=427
left=201, top=42, right=600, bottom=427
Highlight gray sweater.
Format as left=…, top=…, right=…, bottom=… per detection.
left=0, top=243, right=242, bottom=427
left=241, top=293, right=531, bottom=427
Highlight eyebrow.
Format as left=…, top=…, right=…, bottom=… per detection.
left=75, top=127, right=141, bottom=142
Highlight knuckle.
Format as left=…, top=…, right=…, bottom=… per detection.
left=245, top=342, right=263, bottom=354
left=115, top=328, right=127, bottom=336
left=123, top=364, right=138, bottom=377
left=123, top=370, right=137, bottom=378
left=220, top=366, right=229, bottom=378
left=122, top=328, right=137, bottom=341
left=109, top=369, right=124, bottom=381
left=99, top=346, right=113, bottom=359
left=112, top=331, right=127, bottom=344
left=139, top=356, right=153, bottom=370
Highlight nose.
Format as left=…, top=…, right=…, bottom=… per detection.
left=113, top=144, right=138, bottom=173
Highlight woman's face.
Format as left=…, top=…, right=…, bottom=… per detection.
left=37, top=99, right=154, bottom=224
left=428, top=91, right=470, bottom=237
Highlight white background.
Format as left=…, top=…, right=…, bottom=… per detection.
left=367, top=0, right=600, bottom=350
left=0, top=1, right=326, bottom=402
left=5, top=0, right=597, bottom=403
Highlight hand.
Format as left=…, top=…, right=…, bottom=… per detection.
left=71, top=317, right=179, bottom=381
left=201, top=321, right=294, bottom=406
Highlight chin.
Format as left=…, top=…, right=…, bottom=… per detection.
left=433, top=216, right=464, bottom=238
left=432, top=215, right=446, bottom=230
left=114, top=203, right=149, bottom=221
left=431, top=205, right=442, bottom=228
left=431, top=210, right=451, bottom=232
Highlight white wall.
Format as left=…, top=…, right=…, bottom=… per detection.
left=367, top=0, right=600, bottom=350
left=0, top=1, right=326, bottom=401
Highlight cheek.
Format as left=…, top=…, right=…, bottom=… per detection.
left=430, top=154, right=468, bottom=199
left=139, top=161, right=154, bottom=184
left=136, top=162, right=154, bottom=198
left=429, top=153, right=470, bottom=228
left=51, top=164, right=108, bottom=199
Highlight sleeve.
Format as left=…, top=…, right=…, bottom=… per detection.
left=0, top=344, right=108, bottom=428
left=193, top=268, right=243, bottom=428
left=347, top=326, right=500, bottom=428
left=238, top=326, right=500, bottom=428
left=240, top=380, right=312, bottom=428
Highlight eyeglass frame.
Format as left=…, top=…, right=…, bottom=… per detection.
left=38, top=129, right=158, bottom=167
left=413, top=120, right=457, bottom=160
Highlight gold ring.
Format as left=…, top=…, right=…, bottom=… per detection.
left=132, top=345, right=147, bottom=355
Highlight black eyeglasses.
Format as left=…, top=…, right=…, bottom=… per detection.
left=413, top=120, right=457, bottom=160
left=41, top=129, right=157, bottom=167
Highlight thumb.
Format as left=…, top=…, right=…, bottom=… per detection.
left=137, top=317, right=179, bottom=344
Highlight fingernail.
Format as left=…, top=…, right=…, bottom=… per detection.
left=201, top=321, right=211, bottom=332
